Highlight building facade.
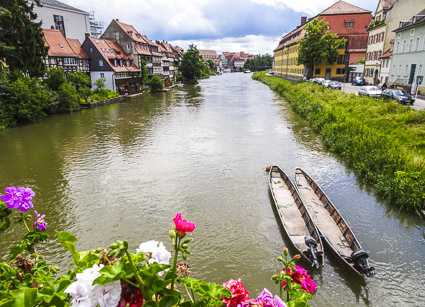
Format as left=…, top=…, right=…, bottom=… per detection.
left=42, top=28, right=89, bottom=74
left=364, top=0, right=424, bottom=85
left=388, top=9, right=425, bottom=94
left=81, top=35, right=141, bottom=92
left=33, top=0, right=90, bottom=43
left=274, top=1, right=372, bottom=81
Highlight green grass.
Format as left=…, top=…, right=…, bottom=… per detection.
left=254, top=71, right=425, bottom=215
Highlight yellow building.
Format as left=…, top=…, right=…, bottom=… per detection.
left=312, top=44, right=348, bottom=79
left=273, top=23, right=306, bottom=80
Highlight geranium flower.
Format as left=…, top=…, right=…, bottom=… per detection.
left=242, top=288, right=286, bottom=307
left=173, top=213, right=195, bottom=237
left=65, top=264, right=122, bottom=307
left=136, top=240, right=171, bottom=276
left=281, top=265, right=316, bottom=294
left=222, top=279, right=250, bottom=306
left=1, top=186, right=35, bottom=212
left=32, top=210, right=48, bottom=231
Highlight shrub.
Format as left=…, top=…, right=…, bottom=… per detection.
left=43, top=67, right=66, bottom=91
left=149, top=75, right=163, bottom=93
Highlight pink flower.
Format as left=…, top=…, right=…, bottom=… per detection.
left=222, top=279, right=250, bottom=306
left=173, top=213, right=195, bottom=237
left=281, top=266, right=316, bottom=294
left=242, top=288, right=286, bottom=307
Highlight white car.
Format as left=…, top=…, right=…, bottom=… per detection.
left=358, top=86, right=382, bottom=98
left=322, top=80, right=331, bottom=87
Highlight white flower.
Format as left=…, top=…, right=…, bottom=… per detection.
left=136, top=240, right=171, bottom=276
left=94, top=280, right=122, bottom=307
left=65, top=264, right=122, bottom=307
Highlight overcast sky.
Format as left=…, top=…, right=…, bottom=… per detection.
left=61, top=0, right=376, bottom=55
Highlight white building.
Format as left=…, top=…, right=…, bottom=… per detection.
left=32, top=0, right=90, bottom=43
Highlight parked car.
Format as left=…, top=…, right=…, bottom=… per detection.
left=322, top=80, right=331, bottom=87
left=315, top=77, right=325, bottom=85
left=352, top=77, right=366, bottom=86
left=329, top=81, right=342, bottom=90
left=381, top=89, right=415, bottom=105
left=358, top=86, right=382, bottom=98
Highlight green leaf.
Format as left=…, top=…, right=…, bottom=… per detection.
left=8, top=288, right=37, bottom=307
left=9, top=245, right=24, bottom=260
left=144, top=301, right=159, bottom=307
left=93, top=260, right=128, bottom=285
left=55, top=231, right=77, bottom=244
left=159, top=296, right=178, bottom=307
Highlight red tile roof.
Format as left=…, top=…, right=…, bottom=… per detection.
left=43, top=29, right=78, bottom=57
left=66, top=38, right=89, bottom=59
left=380, top=49, right=392, bottom=58
left=199, top=50, right=219, bottom=57
left=114, top=20, right=147, bottom=44
left=88, top=37, right=140, bottom=73
left=319, top=0, right=371, bottom=15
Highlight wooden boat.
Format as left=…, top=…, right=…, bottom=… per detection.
left=268, top=166, right=324, bottom=268
left=295, top=168, right=375, bottom=277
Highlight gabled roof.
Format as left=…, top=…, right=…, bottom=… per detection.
left=43, top=28, right=78, bottom=57
left=114, top=20, right=148, bottom=44
left=88, top=37, right=140, bottom=73
left=380, top=48, right=392, bottom=59
left=39, top=0, right=88, bottom=15
left=66, top=38, right=89, bottom=59
left=319, top=0, right=371, bottom=15
left=199, top=50, right=219, bottom=57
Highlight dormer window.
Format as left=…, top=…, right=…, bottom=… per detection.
left=345, top=21, right=354, bottom=28
left=114, top=59, right=117, bottom=67
left=94, top=39, right=99, bottom=44
left=120, top=60, right=123, bottom=67
left=59, top=44, right=63, bottom=48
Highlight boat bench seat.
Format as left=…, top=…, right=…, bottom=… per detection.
left=291, top=235, right=309, bottom=250
left=284, top=221, right=308, bottom=236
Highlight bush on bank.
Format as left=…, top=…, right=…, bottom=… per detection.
left=253, top=71, right=425, bottom=214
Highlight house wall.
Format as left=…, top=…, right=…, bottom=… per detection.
left=33, top=4, right=90, bottom=43
left=91, top=71, right=115, bottom=91
left=102, top=20, right=135, bottom=60
left=389, top=22, right=425, bottom=94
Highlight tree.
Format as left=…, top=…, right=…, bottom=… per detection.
left=297, top=18, right=344, bottom=78
left=43, top=67, right=65, bottom=91
left=0, top=0, right=48, bottom=77
left=244, top=54, right=273, bottom=72
left=139, top=59, right=149, bottom=85
left=94, top=78, right=106, bottom=90
left=206, top=59, right=215, bottom=71
left=178, top=44, right=204, bottom=84
left=68, top=72, right=91, bottom=90
left=149, top=75, right=163, bottom=92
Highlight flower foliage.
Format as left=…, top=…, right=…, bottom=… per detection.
left=0, top=187, right=316, bottom=306
left=222, top=279, right=250, bottom=306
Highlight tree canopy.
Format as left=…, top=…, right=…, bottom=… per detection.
left=244, top=54, right=273, bottom=72
left=179, top=45, right=205, bottom=84
left=0, top=0, right=48, bottom=77
left=297, top=18, right=344, bottom=77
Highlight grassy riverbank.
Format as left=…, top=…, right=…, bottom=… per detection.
left=254, top=71, right=425, bottom=214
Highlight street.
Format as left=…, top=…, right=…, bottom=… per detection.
left=340, top=83, right=425, bottom=111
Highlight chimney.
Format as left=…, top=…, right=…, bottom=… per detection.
left=116, top=19, right=119, bottom=21
left=85, top=33, right=90, bottom=38
left=301, top=16, right=307, bottom=25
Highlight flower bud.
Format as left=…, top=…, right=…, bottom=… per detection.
left=283, top=247, right=288, bottom=256
left=169, top=230, right=176, bottom=238
left=292, top=254, right=301, bottom=261
left=182, top=244, right=188, bottom=249
left=277, top=256, right=283, bottom=262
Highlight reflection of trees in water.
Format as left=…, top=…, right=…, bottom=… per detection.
left=183, top=85, right=202, bottom=107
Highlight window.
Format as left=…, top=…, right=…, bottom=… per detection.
left=336, top=68, right=345, bottom=75
left=398, top=65, right=402, bottom=75
left=119, top=60, right=123, bottom=67
left=410, top=29, right=415, bottom=36
left=419, top=65, right=423, bottom=76
left=381, top=32, right=384, bottom=42
left=100, top=73, right=105, bottom=79
left=90, top=47, right=93, bottom=53
left=345, top=21, right=354, bottom=28
left=337, top=54, right=347, bottom=64
left=115, top=32, right=119, bottom=39
left=127, top=44, right=130, bottom=50
left=409, top=39, right=413, bottom=52
left=402, top=40, right=406, bottom=53
left=396, top=41, right=400, bottom=53
left=63, top=58, right=76, bottom=66
left=99, top=59, right=103, bottom=67
left=315, top=68, right=321, bottom=75
left=416, top=37, right=420, bottom=51
left=405, top=65, right=409, bottom=76
left=54, top=15, right=65, bottom=36
left=391, top=65, right=395, bottom=75
left=114, top=59, right=117, bottom=67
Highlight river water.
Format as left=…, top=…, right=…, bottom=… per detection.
left=0, top=73, right=424, bottom=306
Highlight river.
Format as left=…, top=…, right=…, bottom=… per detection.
left=0, top=73, right=424, bottom=306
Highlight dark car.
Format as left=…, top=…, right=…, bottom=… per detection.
left=381, top=89, right=415, bottom=105
left=352, top=77, right=366, bottom=86
left=329, top=81, right=342, bottom=90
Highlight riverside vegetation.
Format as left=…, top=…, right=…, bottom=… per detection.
left=253, top=71, right=425, bottom=215
left=0, top=187, right=315, bottom=306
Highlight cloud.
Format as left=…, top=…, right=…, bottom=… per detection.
left=58, top=0, right=376, bottom=54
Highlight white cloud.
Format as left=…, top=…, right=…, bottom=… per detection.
left=249, top=0, right=335, bottom=15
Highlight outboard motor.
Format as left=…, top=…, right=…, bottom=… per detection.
left=350, top=248, right=375, bottom=277
left=304, top=235, right=320, bottom=269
